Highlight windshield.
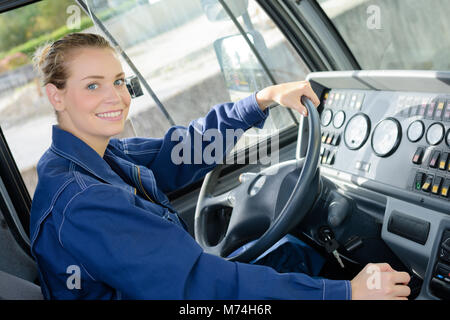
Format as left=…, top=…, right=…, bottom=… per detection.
left=316, top=0, right=450, bottom=70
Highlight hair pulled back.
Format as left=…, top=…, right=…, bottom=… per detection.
left=33, top=32, right=114, bottom=89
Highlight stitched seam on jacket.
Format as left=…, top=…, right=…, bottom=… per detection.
left=149, top=170, right=161, bottom=202
left=77, top=171, right=87, bottom=190
left=31, top=177, right=76, bottom=246
left=124, top=149, right=159, bottom=155
left=51, top=146, right=104, bottom=182
left=322, top=279, right=326, bottom=300
left=58, top=183, right=136, bottom=286
left=345, top=280, right=348, bottom=300
left=80, top=263, right=96, bottom=281
left=347, top=280, right=351, bottom=300
left=123, top=140, right=158, bottom=146
left=250, top=92, right=267, bottom=118
left=123, top=139, right=128, bottom=154
left=58, top=183, right=105, bottom=247
left=71, top=163, right=87, bottom=190
left=235, top=103, right=251, bottom=127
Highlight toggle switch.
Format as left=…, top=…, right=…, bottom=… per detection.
left=412, top=147, right=424, bottom=165
left=421, top=174, right=434, bottom=192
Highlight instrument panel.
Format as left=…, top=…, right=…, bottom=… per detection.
left=319, top=89, right=450, bottom=205
left=303, top=71, right=450, bottom=300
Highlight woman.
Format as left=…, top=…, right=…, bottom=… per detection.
left=29, top=33, right=411, bottom=300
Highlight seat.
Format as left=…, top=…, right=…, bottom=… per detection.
left=0, top=269, right=43, bottom=300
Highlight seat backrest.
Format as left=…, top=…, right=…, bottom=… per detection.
left=0, top=196, right=42, bottom=299
left=0, top=270, right=43, bottom=300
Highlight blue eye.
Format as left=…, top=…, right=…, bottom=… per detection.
left=114, top=78, right=125, bottom=86
left=87, top=83, right=99, bottom=90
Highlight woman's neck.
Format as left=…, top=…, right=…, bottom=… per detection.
left=58, top=123, right=110, bottom=159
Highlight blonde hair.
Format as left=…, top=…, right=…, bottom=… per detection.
left=33, top=32, right=115, bottom=89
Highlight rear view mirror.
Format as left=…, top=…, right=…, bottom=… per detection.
left=213, top=30, right=271, bottom=99
left=201, top=0, right=249, bottom=22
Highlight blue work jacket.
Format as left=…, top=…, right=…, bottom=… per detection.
left=29, top=93, right=351, bottom=300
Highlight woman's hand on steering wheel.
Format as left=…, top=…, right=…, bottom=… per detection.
left=255, top=81, right=321, bottom=116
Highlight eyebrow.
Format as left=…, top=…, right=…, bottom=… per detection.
left=81, top=72, right=125, bottom=80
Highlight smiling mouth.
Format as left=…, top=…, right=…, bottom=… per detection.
left=95, top=109, right=123, bottom=120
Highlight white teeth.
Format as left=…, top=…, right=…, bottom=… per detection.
left=96, top=110, right=122, bottom=118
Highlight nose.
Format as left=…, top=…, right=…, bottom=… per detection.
left=104, top=85, right=121, bottom=105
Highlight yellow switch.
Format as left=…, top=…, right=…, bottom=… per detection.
left=422, top=181, right=431, bottom=191
left=431, top=176, right=443, bottom=195
left=432, top=185, right=439, bottom=194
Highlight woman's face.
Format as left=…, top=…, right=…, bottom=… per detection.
left=56, top=47, right=131, bottom=143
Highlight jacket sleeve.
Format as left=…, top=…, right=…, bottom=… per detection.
left=59, top=184, right=351, bottom=300
left=119, top=93, right=269, bottom=193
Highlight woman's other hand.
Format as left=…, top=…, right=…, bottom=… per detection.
left=255, top=81, right=320, bottom=116
left=350, top=263, right=411, bottom=300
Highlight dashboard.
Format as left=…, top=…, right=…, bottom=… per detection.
left=299, top=70, right=450, bottom=300
left=320, top=89, right=449, bottom=204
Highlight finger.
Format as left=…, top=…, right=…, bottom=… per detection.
left=375, top=263, right=395, bottom=273
left=298, top=103, right=308, bottom=116
left=394, top=283, right=411, bottom=296
left=299, top=96, right=316, bottom=116
left=393, top=284, right=411, bottom=298
left=393, top=271, right=411, bottom=285
left=394, top=297, right=408, bottom=300
left=302, top=85, right=320, bottom=107
left=300, top=93, right=318, bottom=109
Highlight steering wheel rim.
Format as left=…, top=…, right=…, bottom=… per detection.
left=194, top=97, right=322, bottom=262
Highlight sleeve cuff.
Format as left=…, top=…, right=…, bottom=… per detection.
left=322, top=279, right=352, bottom=300
left=234, top=92, right=269, bottom=129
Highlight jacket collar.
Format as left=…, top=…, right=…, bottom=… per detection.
left=50, top=125, right=125, bottom=186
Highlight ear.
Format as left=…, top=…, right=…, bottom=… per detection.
left=45, top=83, right=66, bottom=112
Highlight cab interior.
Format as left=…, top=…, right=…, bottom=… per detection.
left=0, top=0, right=449, bottom=300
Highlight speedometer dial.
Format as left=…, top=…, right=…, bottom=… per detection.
left=426, top=123, right=445, bottom=145
left=321, top=109, right=333, bottom=127
left=371, top=118, right=402, bottom=157
left=333, top=110, right=346, bottom=128
left=344, top=113, right=371, bottom=150
left=407, top=120, right=424, bottom=142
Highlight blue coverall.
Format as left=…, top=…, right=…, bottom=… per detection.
left=29, top=93, right=352, bottom=299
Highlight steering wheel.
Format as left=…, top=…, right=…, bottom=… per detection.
left=194, top=97, right=322, bottom=262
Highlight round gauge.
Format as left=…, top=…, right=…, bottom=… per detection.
left=446, top=128, right=450, bottom=147
left=426, top=122, right=445, bottom=145
left=407, top=120, right=425, bottom=142
left=333, top=110, right=346, bottom=129
left=371, top=118, right=402, bottom=157
left=321, top=109, right=333, bottom=127
left=344, top=113, right=371, bottom=150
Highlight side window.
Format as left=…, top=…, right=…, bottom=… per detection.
left=0, top=0, right=96, bottom=197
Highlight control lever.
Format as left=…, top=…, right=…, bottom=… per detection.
left=326, top=190, right=352, bottom=228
